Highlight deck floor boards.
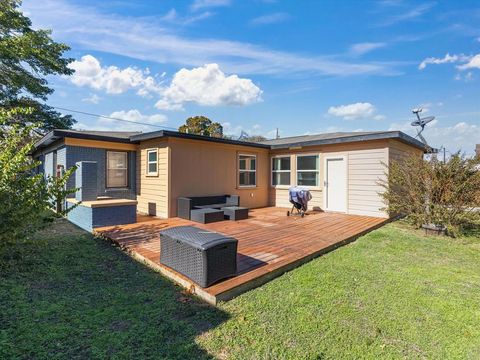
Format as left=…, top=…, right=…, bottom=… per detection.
left=96, top=207, right=386, bottom=303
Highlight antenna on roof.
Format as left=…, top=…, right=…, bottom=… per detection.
left=275, top=128, right=280, bottom=139
left=411, top=108, right=435, bottom=153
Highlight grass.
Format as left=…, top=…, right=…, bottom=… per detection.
left=1, top=219, right=480, bottom=359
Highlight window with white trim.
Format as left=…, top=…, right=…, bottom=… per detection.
left=238, top=154, right=256, bottom=187
left=272, top=156, right=291, bottom=186
left=296, top=154, right=319, bottom=187
left=106, top=151, right=128, bottom=188
left=146, top=149, right=158, bottom=176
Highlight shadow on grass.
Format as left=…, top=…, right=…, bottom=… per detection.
left=0, top=219, right=228, bottom=359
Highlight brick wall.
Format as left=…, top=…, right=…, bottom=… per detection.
left=65, top=145, right=136, bottom=200
left=66, top=201, right=136, bottom=232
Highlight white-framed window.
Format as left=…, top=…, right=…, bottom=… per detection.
left=296, top=154, right=319, bottom=187
left=146, top=148, right=158, bottom=176
left=271, top=156, right=291, bottom=186
left=238, top=154, right=256, bottom=187
left=106, top=151, right=128, bottom=188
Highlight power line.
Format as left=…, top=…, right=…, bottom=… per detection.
left=52, top=106, right=178, bottom=130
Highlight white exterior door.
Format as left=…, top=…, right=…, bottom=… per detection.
left=325, top=157, right=347, bottom=212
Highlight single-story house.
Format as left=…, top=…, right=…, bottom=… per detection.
left=32, top=128, right=426, bottom=220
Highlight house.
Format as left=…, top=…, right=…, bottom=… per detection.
left=32, top=128, right=426, bottom=221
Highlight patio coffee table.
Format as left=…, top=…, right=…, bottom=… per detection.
left=190, top=208, right=224, bottom=224
left=221, top=206, right=249, bottom=221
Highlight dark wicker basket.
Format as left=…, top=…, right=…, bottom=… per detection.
left=160, top=226, right=238, bottom=287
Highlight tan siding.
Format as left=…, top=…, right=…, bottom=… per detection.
left=136, top=139, right=169, bottom=218
left=134, top=136, right=423, bottom=220
left=168, top=138, right=270, bottom=217
left=388, top=139, right=423, bottom=162
left=347, top=146, right=388, bottom=218
left=64, top=137, right=137, bottom=151
left=268, top=140, right=389, bottom=215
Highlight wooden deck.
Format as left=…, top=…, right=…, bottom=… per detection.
left=95, top=207, right=386, bottom=304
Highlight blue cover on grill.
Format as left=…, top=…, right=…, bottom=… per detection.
left=289, top=186, right=312, bottom=208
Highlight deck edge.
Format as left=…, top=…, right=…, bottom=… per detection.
left=214, top=218, right=389, bottom=302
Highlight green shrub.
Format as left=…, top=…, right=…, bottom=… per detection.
left=380, top=152, right=480, bottom=236
left=0, top=108, right=76, bottom=248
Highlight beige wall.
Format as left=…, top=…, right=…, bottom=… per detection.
left=135, top=136, right=423, bottom=219
left=270, top=140, right=390, bottom=218
left=168, top=138, right=270, bottom=217
left=388, top=138, right=423, bottom=162
left=136, top=139, right=169, bottom=218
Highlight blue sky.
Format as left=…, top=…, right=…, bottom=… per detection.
left=23, top=0, right=480, bottom=154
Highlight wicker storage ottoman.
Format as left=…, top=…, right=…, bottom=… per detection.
left=221, top=206, right=249, bottom=220
left=160, top=226, right=238, bottom=287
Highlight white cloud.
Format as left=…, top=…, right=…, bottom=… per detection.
left=350, top=42, right=387, bottom=56
left=456, top=54, right=480, bottom=70
left=250, top=12, right=290, bottom=26
left=328, top=102, right=383, bottom=120
left=419, top=53, right=480, bottom=72
left=81, top=93, right=101, bottom=104
left=418, top=53, right=466, bottom=70
left=23, top=0, right=397, bottom=77
left=161, top=8, right=213, bottom=25
left=415, top=101, right=443, bottom=113
left=69, top=55, right=164, bottom=96
left=455, top=71, right=475, bottom=82
left=109, top=109, right=167, bottom=124
left=389, top=120, right=480, bottom=155
left=222, top=122, right=275, bottom=139
left=190, top=0, right=231, bottom=11
left=155, top=63, right=262, bottom=110
left=75, top=109, right=168, bottom=132
left=379, top=2, right=435, bottom=26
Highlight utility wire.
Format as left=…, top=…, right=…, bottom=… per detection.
left=52, top=106, right=178, bottom=131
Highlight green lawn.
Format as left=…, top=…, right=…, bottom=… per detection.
left=1, top=219, right=479, bottom=359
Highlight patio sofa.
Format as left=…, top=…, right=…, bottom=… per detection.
left=177, top=195, right=240, bottom=220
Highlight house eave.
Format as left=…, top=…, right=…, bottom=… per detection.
left=268, top=131, right=430, bottom=152
left=130, top=130, right=271, bottom=149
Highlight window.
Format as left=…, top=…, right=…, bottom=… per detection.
left=272, top=156, right=291, bottom=186
left=107, top=151, right=128, bottom=188
left=238, top=154, right=256, bottom=187
left=297, top=154, right=319, bottom=187
left=146, top=149, right=158, bottom=176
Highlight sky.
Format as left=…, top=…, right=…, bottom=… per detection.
left=22, top=0, right=480, bottom=155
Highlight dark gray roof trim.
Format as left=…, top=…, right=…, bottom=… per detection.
left=33, top=128, right=429, bottom=154
left=264, top=131, right=428, bottom=151
left=34, top=129, right=141, bottom=150
left=129, top=130, right=271, bottom=148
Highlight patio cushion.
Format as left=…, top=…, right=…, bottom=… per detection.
left=194, top=203, right=228, bottom=209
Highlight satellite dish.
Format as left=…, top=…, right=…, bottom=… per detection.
left=411, top=116, right=434, bottom=127
left=410, top=108, right=435, bottom=152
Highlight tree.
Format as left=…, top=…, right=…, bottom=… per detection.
left=0, top=108, right=76, bottom=248
left=178, top=116, right=223, bottom=138
left=238, top=133, right=267, bottom=142
left=379, top=153, right=480, bottom=236
left=0, top=0, right=75, bottom=132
